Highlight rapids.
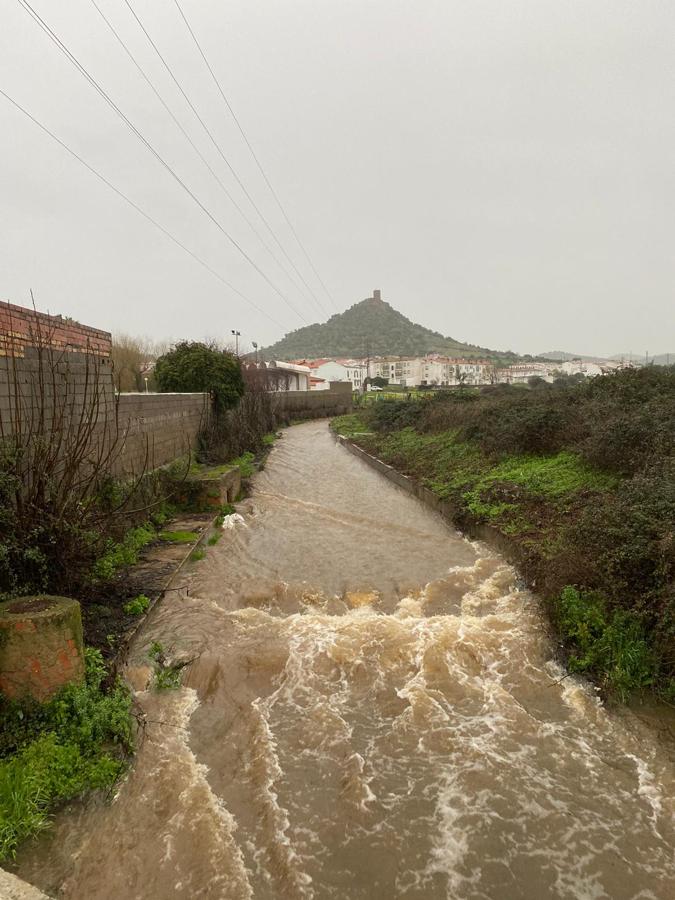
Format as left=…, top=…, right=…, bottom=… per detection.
left=15, top=421, right=675, bottom=899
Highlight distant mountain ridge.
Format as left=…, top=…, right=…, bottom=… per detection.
left=262, top=291, right=509, bottom=361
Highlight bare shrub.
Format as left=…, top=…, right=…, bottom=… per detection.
left=0, top=304, right=151, bottom=597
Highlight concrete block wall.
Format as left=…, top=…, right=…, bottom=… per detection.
left=114, top=393, right=208, bottom=475
left=0, top=302, right=207, bottom=478
left=271, top=382, right=353, bottom=419
left=1, top=302, right=352, bottom=482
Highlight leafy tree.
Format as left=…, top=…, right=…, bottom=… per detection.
left=111, top=333, right=156, bottom=392
left=155, top=342, right=244, bottom=410
left=371, top=376, right=389, bottom=388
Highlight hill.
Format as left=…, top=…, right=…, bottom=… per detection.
left=262, top=291, right=507, bottom=361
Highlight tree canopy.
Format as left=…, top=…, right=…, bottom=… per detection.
left=155, top=341, right=244, bottom=409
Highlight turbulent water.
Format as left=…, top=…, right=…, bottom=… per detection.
left=16, top=422, right=675, bottom=899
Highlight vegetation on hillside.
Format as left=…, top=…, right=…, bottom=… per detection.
left=332, top=366, right=675, bottom=701
left=262, top=296, right=520, bottom=361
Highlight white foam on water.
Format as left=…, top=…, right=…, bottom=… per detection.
left=222, top=513, right=246, bottom=530
left=247, top=698, right=315, bottom=898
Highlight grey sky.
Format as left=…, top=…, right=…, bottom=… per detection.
left=1, top=0, right=674, bottom=357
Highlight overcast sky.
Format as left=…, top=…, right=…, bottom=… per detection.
left=2, top=0, right=674, bottom=357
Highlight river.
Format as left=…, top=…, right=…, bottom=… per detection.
left=15, top=421, right=675, bottom=899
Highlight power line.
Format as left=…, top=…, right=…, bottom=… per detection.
left=0, top=86, right=284, bottom=328
left=172, top=0, right=337, bottom=313
left=88, top=0, right=320, bottom=319
left=17, top=0, right=307, bottom=324
left=122, top=0, right=326, bottom=319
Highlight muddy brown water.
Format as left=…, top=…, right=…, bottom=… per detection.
left=15, top=421, right=675, bottom=899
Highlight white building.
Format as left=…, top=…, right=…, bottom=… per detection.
left=368, top=355, right=494, bottom=387
left=264, top=360, right=311, bottom=391
left=293, top=358, right=367, bottom=390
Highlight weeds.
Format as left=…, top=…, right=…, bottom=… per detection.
left=123, top=594, right=150, bottom=616
left=0, top=648, right=132, bottom=860
left=148, top=642, right=186, bottom=691
left=92, top=524, right=155, bottom=582
left=555, top=587, right=654, bottom=700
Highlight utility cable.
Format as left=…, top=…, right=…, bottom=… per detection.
left=123, top=0, right=328, bottom=318
left=0, top=86, right=284, bottom=328
left=17, top=0, right=307, bottom=324
left=88, top=0, right=319, bottom=318
left=173, top=0, right=338, bottom=312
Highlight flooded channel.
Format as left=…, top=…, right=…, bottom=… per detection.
left=16, top=421, right=675, bottom=899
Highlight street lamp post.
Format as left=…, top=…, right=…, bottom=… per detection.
left=252, top=341, right=258, bottom=364
left=231, top=329, right=241, bottom=356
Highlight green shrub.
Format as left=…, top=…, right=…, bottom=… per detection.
left=155, top=341, right=244, bottom=411
left=231, top=451, right=255, bottom=478
left=123, top=594, right=150, bottom=616
left=555, top=587, right=654, bottom=700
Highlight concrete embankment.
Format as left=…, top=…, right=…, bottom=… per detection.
left=0, top=868, right=49, bottom=899
left=335, top=433, right=534, bottom=577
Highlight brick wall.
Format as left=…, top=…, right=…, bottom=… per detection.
left=1, top=302, right=352, bottom=480
left=0, top=301, right=111, bottom=360
left=0, top=301, right=206, bottom=478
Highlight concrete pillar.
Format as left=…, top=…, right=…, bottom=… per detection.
left=0, top=596, right=85, bottom=702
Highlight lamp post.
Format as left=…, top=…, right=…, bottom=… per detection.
left=144, top=376, right=149, bottom=393
left=231, top=329, right=241, bottom=356
left=252, top=341, right=259, bottom=364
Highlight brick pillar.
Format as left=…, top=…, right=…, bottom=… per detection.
left=0, top=596, right=85, bottom=702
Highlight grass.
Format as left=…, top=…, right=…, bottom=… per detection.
left=0, top=649, right=132, bottom=860
left=469, top=451, right=617, bottom=499
left=188, top=460, right=236, bottom=480
left=190, top=548, right=206, bottom=562
left=330, top=413, right=371, bottom=437
left=158, top=530, right=199, bottom=544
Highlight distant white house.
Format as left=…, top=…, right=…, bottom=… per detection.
left=292, top=358, right=366, bottom=390
left=250, top=360, right=311, bottom=391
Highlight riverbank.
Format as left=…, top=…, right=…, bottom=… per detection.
left=11, top=419, right=673, bottom=900
left=331, top=367, right=674, bottom=702
left=0, top=443, right=271, bottom=868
